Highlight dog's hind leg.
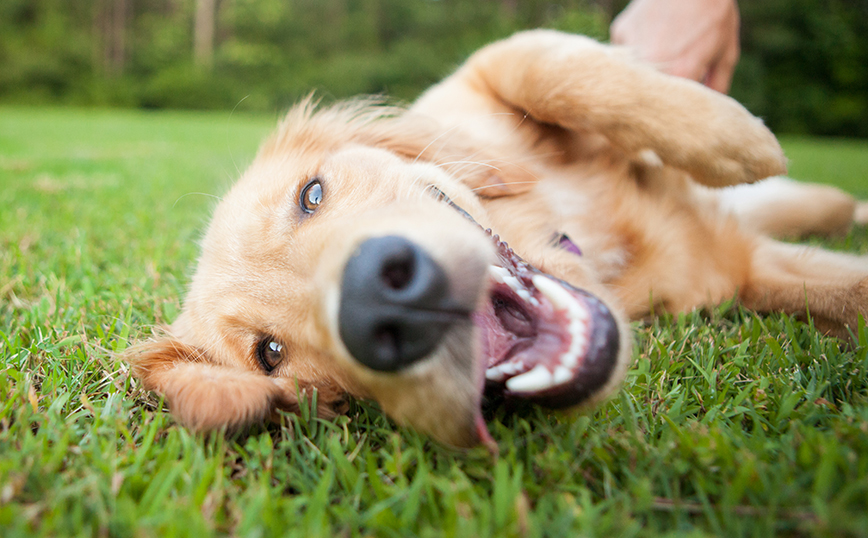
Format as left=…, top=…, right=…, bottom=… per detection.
left=716, top=176, right=858, bottom=238
left=421, top=29, right=786, bottom=187
left=741, top=238, right=868, bottom=340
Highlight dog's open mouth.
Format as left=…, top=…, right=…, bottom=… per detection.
left=427, top=186, right=621, bottom=412
left=474, top=234, right=621, bottom=408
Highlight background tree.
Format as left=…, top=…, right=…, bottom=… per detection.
left=194, top=0, right=217, bottom=70
left=0, top=0, right=865, bottom=137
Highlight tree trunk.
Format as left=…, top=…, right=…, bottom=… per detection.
left=194, top=0, right=216, bottom=70
left=94, top=0, right=127, bottom=77
left=111, top=0, right=127, bottom=75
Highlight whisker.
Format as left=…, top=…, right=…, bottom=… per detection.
left=173, top=192, right=223, bottom=208
left=228, top=95, right=251, bottom=177
left=231, top=95, right=250, bottom=117
left=435, top=157, right=544, bottom=187
left=436, top=160, right=503, bottom=171
left=468, top=180, right=540, bottom=194
left=412, top=112, right=519, bottom=164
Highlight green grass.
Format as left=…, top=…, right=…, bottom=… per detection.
left=2, top=106, right=868, bottom=537
left=779, top=136, right=868, bottom=198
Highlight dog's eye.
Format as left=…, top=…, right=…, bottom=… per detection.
left=256, top=338, right=285, bottom=372
left=300, top=179, right=323, bottom=213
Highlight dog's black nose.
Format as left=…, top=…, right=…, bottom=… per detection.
left=339, top=236, right=466, bottom=372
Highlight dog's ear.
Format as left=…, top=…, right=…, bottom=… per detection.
left=126, top=337, right=349, bottom=430
left=126, top=337, right=285, bottom=431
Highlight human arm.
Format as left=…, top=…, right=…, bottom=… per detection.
left=610, top=0, right=740, bottom=93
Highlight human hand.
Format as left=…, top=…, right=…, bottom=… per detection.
left=610, top=0, right=740, bottom=93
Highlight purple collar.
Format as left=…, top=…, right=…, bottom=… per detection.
left=556, top=233, right=582, bottom=256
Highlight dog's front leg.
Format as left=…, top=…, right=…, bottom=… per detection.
left=432, top=29, right=786, bottom=188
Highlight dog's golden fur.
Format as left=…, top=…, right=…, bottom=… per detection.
left=127, top=31, right=868, bottom=447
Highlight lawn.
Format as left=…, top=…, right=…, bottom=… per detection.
left=1, top=106, right=867, bottom=537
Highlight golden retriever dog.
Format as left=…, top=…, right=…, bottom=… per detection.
left=127, top=31, right=868, bottom=448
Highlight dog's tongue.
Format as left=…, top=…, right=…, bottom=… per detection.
left=474, top=237, right=620, bottom=408
left=474, top=412, right=498, bottom=453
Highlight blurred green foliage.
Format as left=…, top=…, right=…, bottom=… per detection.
left=732, top=0, right=868, bottom=137
left=1, top=0, right=867, bottom=137
left=0, top=0, right=608, bottom=110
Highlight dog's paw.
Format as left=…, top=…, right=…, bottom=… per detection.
left=817, top=276, right=868, bottom=342
left=675, top=87, right=788, bottom=187
left=616, top=73, right=788, bottom=188
left=854, top=201, right=868, bottom=225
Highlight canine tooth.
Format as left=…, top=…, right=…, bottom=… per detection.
left=533, top=275, right=592, bottom=330
left=506, top=364, right=556, bottom=393
left=532, top=275, right=574, bottom=312
left=553, top=366, right=573, bottom=385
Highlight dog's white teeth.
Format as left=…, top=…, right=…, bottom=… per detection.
left=559, top=352, right=577, bottom=370
left=485, top=360, right=525, bottom=381
left=485, top=369, right=506, bottom=382
left=487, top=272, right=593, bottom=392
left=504, top=358, right=579, bottom=393
left=572, top=303, right=589, bottom=322
left=488, top=265, right=539, bottom=306
left=488, top=265, right=510, bottom=284
left=489, top=265, right=521, bottom=291
left=505, top=364, right=556, bottom=393
left=553, top=365, right=573, bottom=385
left=532, top=274, right=573, bottom=311
left=531, top=274, right=592, bottom=373
left=503, top=275, right=522, bottom=293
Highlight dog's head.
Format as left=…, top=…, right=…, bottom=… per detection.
left=128, top=100, right=631, bottom=448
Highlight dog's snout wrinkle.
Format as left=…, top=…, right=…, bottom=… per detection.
left=339, top=235, right=470, bottom=372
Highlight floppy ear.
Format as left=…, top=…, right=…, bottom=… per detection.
left=126, top=337, right=287, bottom=431
left=126, top=337, right=348, bottom=430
